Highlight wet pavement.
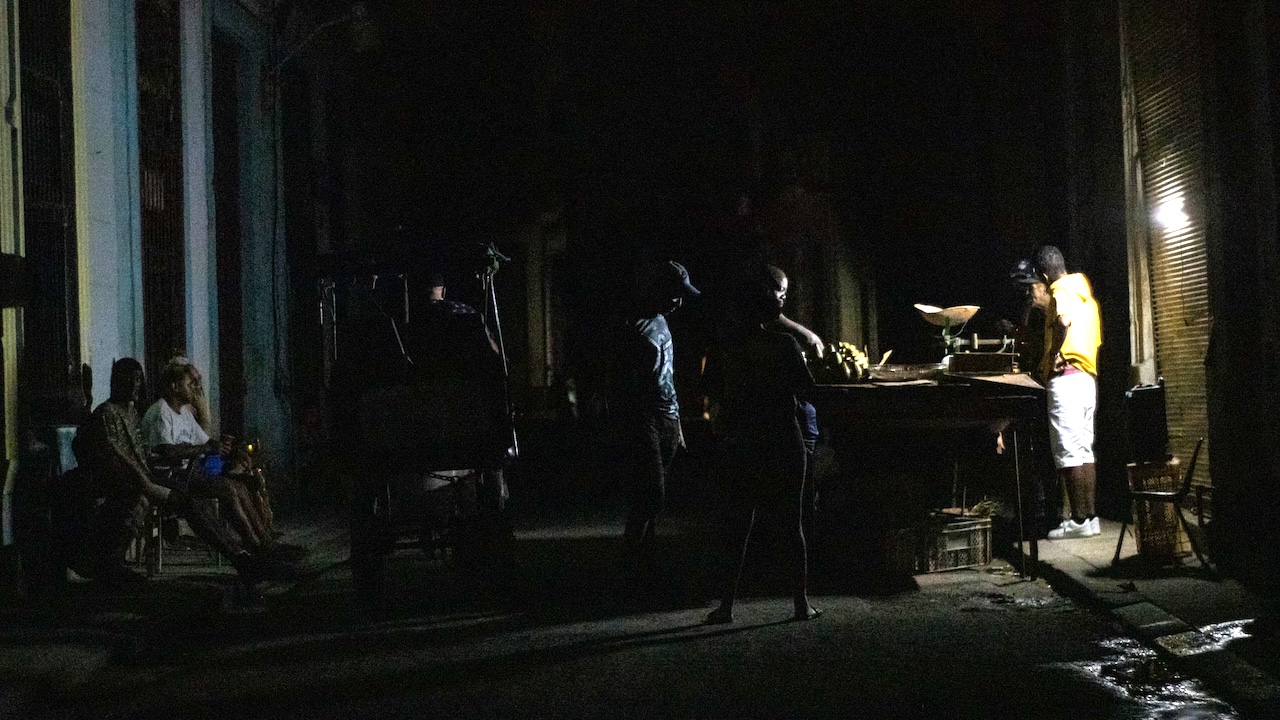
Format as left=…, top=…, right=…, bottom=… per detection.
left=1, top=488, right=1272, bottom=719
left=1046, top=636, right=1238, bottom=719
left=1027, top=517, right=1280, bottom=719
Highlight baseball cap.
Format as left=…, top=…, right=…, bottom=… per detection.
left=1009, top=258, right=1043, bottom=284
left=652, top=260, right=701, bottom=298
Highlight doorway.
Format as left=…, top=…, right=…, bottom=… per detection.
left=19, top=0, right=80, bottom=420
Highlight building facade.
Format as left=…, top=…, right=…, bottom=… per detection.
left=2, top=0, right=345, bottom=553
left=1068, top=0, right=1280, bottom=582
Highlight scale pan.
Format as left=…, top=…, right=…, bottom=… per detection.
left=914, top=303, right=980, bottom=326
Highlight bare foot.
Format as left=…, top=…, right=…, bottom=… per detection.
left=794, top=604, right=823, bottom=621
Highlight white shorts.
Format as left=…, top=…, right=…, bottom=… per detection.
left=1047, top=370, right=1097, bottom=469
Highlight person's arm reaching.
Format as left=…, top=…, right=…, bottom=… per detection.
left=776, top=313, right=824, bottom=360
left=782, top=334, right=816, bottom=400
left=1049, top=288, right=1075, bottom=373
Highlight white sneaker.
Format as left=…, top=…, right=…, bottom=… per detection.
left=1089, top=516, right=1101, bottom=536
left=1048, top=518, right=1099, bottom=539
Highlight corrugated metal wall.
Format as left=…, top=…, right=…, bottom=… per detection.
left=1122, top=0, right=1211, bottom=485
left=136, top=0, right=186, bottom=391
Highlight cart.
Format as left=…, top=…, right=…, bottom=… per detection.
left=320, top=247, right=517, bottom=604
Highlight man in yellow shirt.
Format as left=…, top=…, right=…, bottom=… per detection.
left=1016, top=245, right=1102, bottom=539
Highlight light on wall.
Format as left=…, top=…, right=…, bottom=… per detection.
left=1153, top=194, right=1189, bottom=233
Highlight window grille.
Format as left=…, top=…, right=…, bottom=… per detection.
left=136, top=0, right=187, bottom=392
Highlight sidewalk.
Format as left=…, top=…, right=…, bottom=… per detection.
left=0, top=507, right=351, bottom=714
left=1027, top=518, right=1280, bottom=719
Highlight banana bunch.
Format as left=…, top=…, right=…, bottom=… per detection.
left=812, top=341, right=870, bottom=382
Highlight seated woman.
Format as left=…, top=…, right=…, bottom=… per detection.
left=142, top=358, right=274, bottom=557
left=162, top=356, right=276, bottom=539
left=79, top=358, right=265, bottom=583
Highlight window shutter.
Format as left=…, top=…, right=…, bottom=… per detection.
left=1123, top=0, right=1211, bottom=485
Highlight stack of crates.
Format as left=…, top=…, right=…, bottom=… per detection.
left=889, top=512, right=992, bottom=575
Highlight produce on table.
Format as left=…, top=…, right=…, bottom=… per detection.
left=810, top=341, right=870, bottom=383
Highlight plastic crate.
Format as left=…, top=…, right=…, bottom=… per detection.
left=889, top=514, right=992, bottom=574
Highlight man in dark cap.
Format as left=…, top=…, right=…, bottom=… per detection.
left=1009, top=257, right=1050, bottom=384
left=610, top=260, right=701, bottom=567
left=1013, top=246, right=1102, bottom=540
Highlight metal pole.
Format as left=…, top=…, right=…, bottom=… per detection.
left=484, top=266, right=517, bottom=458
left=1014, top=428, right=1027, bottom=578
left=488, top=272, right=510, bottom=378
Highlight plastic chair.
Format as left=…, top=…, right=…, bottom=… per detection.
left=1113, top=437, right=1209, bottom=568
left=133, top=460, right=221, bottom=576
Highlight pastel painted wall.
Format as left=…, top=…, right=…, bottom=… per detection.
left=73, top=0, right=144, bottom=407
left=181, top=0, right=217, bottom=426
left=72, top=0, right=295, bottom=484
left=212, top=0, right=295, bottom=482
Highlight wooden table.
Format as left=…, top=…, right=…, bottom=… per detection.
left=808, top=373, right=1047, bottom=577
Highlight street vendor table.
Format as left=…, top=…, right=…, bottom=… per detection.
left=808, top=372, right=1046, bottom=577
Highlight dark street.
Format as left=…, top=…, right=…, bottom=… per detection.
left=1, top=478, right=1258, bottom=719
left=4, top=2, right=1280, bottom=719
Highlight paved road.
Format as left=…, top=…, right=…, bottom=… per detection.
left=5, top=512, right=1241, bottom=719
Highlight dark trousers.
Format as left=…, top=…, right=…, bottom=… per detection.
left=90, top=458, right=245, bottom=570
left=620, top=414, right=681, bottom=552
left=67, top=458, right=148, bottom=574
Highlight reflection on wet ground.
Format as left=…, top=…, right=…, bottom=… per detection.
left=962, top=590, right=1074, bottom=612
left=1046, top=637, right=1238, bottom=719
left=1158, top=620, right=1253, bottom=657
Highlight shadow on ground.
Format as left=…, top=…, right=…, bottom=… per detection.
left=1088, top=554, right=1222, bottom=582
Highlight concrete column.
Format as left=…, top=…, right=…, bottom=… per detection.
left=71, top=0, right=143, bottom=406
left=181, top=0, right=219, bottom=429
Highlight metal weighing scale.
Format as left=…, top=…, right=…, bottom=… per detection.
left=913, top=303, right=1019, bottom=375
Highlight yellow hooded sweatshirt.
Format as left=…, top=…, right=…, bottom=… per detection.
left=1042, top=272, right=1101, bottom=378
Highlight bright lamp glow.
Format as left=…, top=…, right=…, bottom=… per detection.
left=1154, top=195, right=1189, bottom=232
